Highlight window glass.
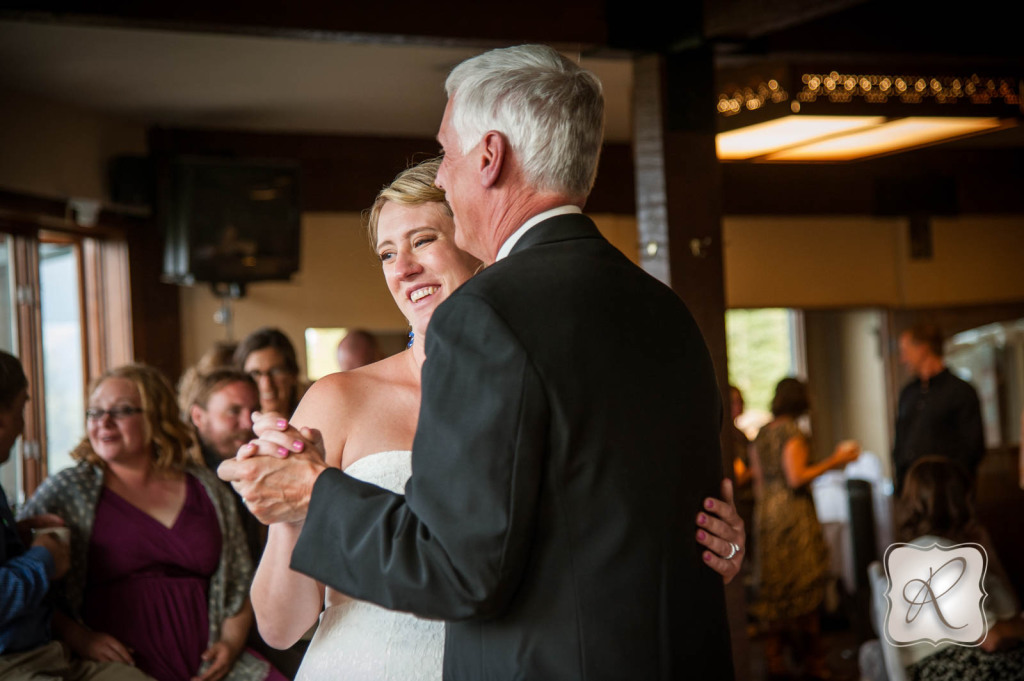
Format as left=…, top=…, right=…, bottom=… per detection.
left=305, top=327, right=349, bottom=381
left=39, top=242, right=84, bottom=475
left=726, top=308, right=801, bottom=439
left=304, top=327, right=409, bottom=381
left=947, top=319, right=1024, bottom=449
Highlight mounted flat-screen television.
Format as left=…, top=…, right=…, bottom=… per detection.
left=162, top=156, right=301, bottom=288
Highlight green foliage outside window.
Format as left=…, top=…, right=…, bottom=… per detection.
left=726, top=308, right=795, bottom=415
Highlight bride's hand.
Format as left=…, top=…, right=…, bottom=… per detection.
left=218, top=413, right=329, bottom=525
left=236, top=411, right=324, bottom=462
left=697, top=478, right=746, bottom=584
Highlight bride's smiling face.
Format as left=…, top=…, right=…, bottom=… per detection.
left=376, top=200, right=480, bottom=335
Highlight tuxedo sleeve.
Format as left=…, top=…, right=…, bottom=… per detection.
left=291, top=292, right=548, bottom=620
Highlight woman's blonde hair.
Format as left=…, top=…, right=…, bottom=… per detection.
left=74, top=364, right=200, bottom=471
left=366, top=157, right=451, bottom=248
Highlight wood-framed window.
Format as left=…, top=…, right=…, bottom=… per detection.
left=0, top=198, right=134, bottom=504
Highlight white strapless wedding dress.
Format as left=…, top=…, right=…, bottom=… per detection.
left=295, top=450, right=445, bottom=681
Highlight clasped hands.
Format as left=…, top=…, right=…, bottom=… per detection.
left=217, top=412, right=328, bottom=526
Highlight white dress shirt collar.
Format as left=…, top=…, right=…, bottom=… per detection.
left=495, top=205, right=582, bottom=261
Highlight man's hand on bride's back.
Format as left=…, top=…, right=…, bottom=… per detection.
left=696, top=478, right=746, bottom=584
left=216, top=411, right=328, bottom=525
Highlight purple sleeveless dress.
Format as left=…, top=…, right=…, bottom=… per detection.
left=82, top=474, right=221, bottom=681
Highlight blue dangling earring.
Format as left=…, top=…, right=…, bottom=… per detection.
left=407, top=330, right=415, bottom=349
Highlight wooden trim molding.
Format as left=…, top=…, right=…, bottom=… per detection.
left=10, top=233, right=47, bottom=493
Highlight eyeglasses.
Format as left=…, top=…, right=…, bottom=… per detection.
left=86, top=407, right=144, bottom=421
left=248, top=367, right=294, bottom=381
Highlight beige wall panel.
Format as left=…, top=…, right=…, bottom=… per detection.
left=180, top=212, right=403, bottom=374
left=723, top=216, right=902, bottom=309
left=0, top=89, right=145, bottom=200
left=592, top=213, right=640, bottom=265
left=900, top=216, right=1024, bottom=307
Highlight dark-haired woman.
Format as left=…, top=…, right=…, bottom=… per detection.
left=234, top=328, right=303, bottom=417
left=898, top=456, right=1024, bottom=681
left=750, top=377, right=860, bottom=679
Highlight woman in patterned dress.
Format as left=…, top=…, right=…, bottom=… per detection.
left=750, top=377, right=859, bottom=680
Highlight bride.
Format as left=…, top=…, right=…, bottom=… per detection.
left=248, top=158, right=746, bottom=680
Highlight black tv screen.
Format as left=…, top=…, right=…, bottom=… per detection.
left=162, top=156, right=301, bottom=286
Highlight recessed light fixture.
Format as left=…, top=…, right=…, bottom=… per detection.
left=715, top=65, right=1021, bottom=162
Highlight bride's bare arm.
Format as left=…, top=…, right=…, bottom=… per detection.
left=251, top=522, right=326, bottom=648
left=248, top=377, right=353, bottom=648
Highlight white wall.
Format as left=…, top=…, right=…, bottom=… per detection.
left=804, top=309, right=892, bottom=476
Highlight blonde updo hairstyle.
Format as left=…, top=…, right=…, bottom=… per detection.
left=74, top=363, right=200, bottom=471
left=366, top=157, right=450, bottom=248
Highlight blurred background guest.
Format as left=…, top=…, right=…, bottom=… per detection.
left=178, top=341, right=238, bottom=416
left=896, top=456, right=1024, bottom=681
left=187, top=368, right=307, bottom=680
left=335, top=329, right=379, bottom=372
left=750, top=377, right=860, bottom=680
left=3, top=351, right=149, bottom=679
left=21, top=364, right=283, bottom=681
left=729, top=385, right=755, bottom=562
left=234, top=328, right=303, bottom=417
left=893, top=322, right=984, bottom=495
left=187, top=368, right=262, bottom=563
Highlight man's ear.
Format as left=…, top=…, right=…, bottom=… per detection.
left=479, top=130, right=507, bottom=188
left=189, top=404, right=205, bottom=429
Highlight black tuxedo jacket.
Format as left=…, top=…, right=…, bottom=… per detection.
left=293, top=214, right=733, bottom=680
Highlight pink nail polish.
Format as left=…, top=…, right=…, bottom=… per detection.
left=697, top=530, right=706, bottom=540
left=703, top=552, right=712, bottom=562
left=705, top=499, right=714, bottom=509
left=277, top=446, right=288, bottom=457
left=293, top=440, right=305, bottom=451
left=698, top=514, right=706, bottom=525
left=277, top=419, right=287, bottom=428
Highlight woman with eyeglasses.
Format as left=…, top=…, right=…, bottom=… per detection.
left=233, top=328, right=304, bottom=417
left=21, top=364, right=285, bottom=681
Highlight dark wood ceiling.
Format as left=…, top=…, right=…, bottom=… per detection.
left=4, top=0, right=1022, bottom=215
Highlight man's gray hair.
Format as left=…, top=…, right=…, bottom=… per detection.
left=445, top=44, right=604, bottom=199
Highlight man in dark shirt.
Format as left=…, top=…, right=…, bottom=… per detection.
left=893, top=323, right=985, bottom=494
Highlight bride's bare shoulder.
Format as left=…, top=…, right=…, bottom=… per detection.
left=295, top=354, right=411, bottom=422
left=293, top=352, right=416, bottom=469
